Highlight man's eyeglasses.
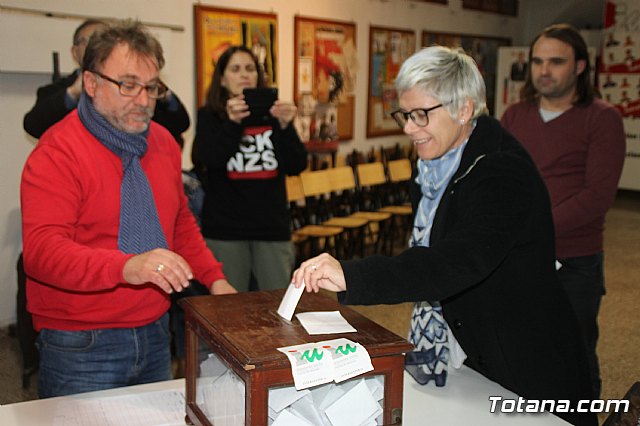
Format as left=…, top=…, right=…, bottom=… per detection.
left=390, top=104, right=446, bottom=128
left=90, top=70, right=167, bottom=99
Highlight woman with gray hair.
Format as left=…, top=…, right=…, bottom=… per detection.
left=292, top=46, right=595, bottom=426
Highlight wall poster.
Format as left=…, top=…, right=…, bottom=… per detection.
left=194, top=5, right=278, bottom=107
left=294, top=16, right=357, bottom=143
left=367, top=26, right=416, bottom=138
left=600, top=0, right=640, bottom=190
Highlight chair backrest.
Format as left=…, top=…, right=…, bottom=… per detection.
left=327, top=166, right=357, bottom=192
left=387, top=158, right=412, bottom=182
left=356, top=162, right=387, bottom=187
left=286, top=175, right=305, bottom=203
left=286, top=175, right=307, bottom=229
left=355, top=162, right=389, bottom=210
left=327, top=166, right=360, bottom=215
left=300, top=169, right=334, bottom=222
left=300, top=169, right=333, bottom=197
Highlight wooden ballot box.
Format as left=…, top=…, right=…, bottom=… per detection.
left=179, top=289, right=413, bottom=426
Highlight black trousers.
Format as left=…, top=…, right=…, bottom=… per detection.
left=557, top=252, right=605, bottom=400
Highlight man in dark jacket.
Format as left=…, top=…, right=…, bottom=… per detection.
left=23, top=19, right=190, bottom=146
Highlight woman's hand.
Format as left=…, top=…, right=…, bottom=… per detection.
left=291, top=253, right=347, bottom=293
left=210, top=279, right=237, bottom=295
left=226, top=95, right=250, bottom=124
left=270, top=101, right=297, bottom=129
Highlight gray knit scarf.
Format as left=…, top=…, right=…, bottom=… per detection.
left=77, top=92, right=168, bottom=254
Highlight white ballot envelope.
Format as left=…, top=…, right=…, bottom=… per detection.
left=277, top=283, right=305, bottom=321
left=295, top=311, right=357, bottom=335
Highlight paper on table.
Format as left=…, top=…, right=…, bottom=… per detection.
left=277, top=283, right=305, bottom=321
left=295, top=311, right=356, bottom=335
left=52, top=389, right=185, bottom=426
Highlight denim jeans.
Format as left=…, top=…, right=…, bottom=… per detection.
left=557, top=252, right=605, bottom=399
left=36, top=313, right=172, bottom=398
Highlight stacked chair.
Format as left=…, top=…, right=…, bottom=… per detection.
left=286, top=174, right=343, bottom=267
left=300, top=169, right=369, bottom=259
left=326, top=166, right=393, bottom=256
left=288, top=143, right=416, bottom=264
left=379, top=158, right=413, bottom=249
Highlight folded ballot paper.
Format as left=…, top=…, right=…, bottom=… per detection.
left=268, top=376, right=384, bottom=426
left=277, top=283, right=305, bottom=321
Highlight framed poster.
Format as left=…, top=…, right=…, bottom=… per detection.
left=294, top=16, right=357, bottom=142
left=367, top=26, right=416, bottom=138
left=421, top=31, right=510, bottom=115
left=194, top=5, right=278, bottom=107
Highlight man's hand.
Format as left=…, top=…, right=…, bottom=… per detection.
left=66, top=73, right=83, bottom=101
left=123, top=248, right=193, bottom=294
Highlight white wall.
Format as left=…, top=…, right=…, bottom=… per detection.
left=519, top=0, right=605, bottom=45
left=0, top=0, right=601, bottom=326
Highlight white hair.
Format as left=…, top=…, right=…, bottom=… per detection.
left=395, top=45, right=488, bottom=119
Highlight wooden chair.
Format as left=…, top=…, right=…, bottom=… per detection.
left=356, top=161, right=413, bottom=255
left=300, top=169, right=368, bottom=259
left=327, top=166, right=393, bottom=256
left=385, top=158, right=413, bottom=205
left=380, top=159, right=413, bottom=249
left=286, top=175, right=343, bottom=266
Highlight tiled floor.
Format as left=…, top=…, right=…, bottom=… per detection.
left=0, top=326, right=38, bottom=404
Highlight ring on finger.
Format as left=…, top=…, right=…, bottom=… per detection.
left=156, top=264, right=165, bottom=273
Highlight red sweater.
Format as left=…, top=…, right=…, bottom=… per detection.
left=21, top=111, right=225, bottom=331
left=501, top=99, right=625, bottom=258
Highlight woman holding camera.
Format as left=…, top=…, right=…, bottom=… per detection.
left=192, top=46, right=307, bottom=292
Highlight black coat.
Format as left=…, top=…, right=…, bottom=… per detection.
left=340, top=116, right=595, bottom=425
left=191, top=107, right=308, bottom=241
left=23, top=70, right=190, bottom=144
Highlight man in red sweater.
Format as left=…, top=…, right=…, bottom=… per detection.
left=501, top=24, right=625, bottom=400
left=20, top=20, right=235, bottom=398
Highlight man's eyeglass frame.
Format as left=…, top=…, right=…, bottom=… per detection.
left=90, top=70, right=167, bottom=99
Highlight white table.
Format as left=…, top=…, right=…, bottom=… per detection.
left=403, top=365, right=568, bottom=425
left=0, top=366, right=567, bottom=425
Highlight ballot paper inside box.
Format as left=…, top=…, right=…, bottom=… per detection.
left=179, top=290, right=413, bottom=426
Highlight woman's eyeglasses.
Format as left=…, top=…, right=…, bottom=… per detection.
left=390, top=104, right=445, bottom=128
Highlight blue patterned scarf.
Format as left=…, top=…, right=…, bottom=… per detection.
left=405, top=130, right=469, bottom=387
left=77, top=92, right=168, bottom=254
